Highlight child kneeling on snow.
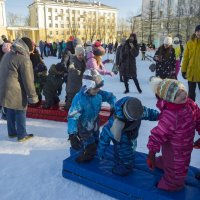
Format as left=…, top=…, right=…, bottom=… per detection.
left=97, top=97, right=159, bottom=176
left=43, top=62, right=66, bottom=108
left=147, top=77, right=200, bottom=191
left=67, top=69, right=116, bottom=163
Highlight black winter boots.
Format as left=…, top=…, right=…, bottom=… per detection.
left=76, top=143, right=97, bottom=163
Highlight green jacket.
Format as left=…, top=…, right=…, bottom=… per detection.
left=181, top=34, right=200, bottom=82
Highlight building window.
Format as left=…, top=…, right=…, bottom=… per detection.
left=48, top=16, right=52, bottom=20
left=55, top=9, right=57, bottom=12
left=56, top=31, right=58, bottom=35
left=49, top=23, right=52, bottom=27
left=55, top=16, right=58, bottom=20
left=61, top=24, right=64, bottom=28
left=48, top=8, right=52, bottom=12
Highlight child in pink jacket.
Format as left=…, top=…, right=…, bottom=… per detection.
left=86, top=41, right=113, bottom=76
left=147, top=77, right=200, bottom=191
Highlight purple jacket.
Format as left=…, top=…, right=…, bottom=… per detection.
left=147, top=98, right=200, bottom=190
left=86, top=51, right=110, bottom=76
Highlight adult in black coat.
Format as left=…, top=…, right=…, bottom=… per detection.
left=119, top=33, right=142, bottom=94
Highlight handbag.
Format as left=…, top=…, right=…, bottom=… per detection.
left=149, top=63, right=156, bottom=72
left=112, top=63, right=119, bottom=75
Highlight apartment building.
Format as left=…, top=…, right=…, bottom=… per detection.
left=28, top=0, right=118, bottom=43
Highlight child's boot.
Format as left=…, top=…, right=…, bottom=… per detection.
left=76, top=143, right=97, bottom=163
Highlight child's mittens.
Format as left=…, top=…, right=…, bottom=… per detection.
left=193, top=138, right=200, bottom=149
left=146, top=151, right=156, bottom=170
left=68, top=134, right=82, bottom=150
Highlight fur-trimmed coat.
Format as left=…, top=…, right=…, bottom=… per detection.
left=0, top=38, right=38, bottom=110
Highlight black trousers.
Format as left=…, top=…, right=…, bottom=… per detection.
left=124, top=76, right=142, bottom=93
left=188, top=81, right=200, bottom=101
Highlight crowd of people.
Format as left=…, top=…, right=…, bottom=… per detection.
left=0, top=24, right=200, bottom=191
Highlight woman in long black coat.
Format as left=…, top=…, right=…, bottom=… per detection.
left=120, top=33, right=142, bottom=94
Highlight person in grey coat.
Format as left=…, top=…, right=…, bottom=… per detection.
left=0, top=37, right=38, bottom=142
left=65, top=45, right=86, bottom=110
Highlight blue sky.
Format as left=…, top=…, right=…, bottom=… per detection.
left=5, top=0, right=142, bottom=18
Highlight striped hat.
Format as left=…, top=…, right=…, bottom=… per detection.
left=156, top=79, right=186, bottom=102
left=123, top=97, right=143, bottom=121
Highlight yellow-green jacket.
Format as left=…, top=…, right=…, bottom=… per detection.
left=181, top=34, right=200, bottom=82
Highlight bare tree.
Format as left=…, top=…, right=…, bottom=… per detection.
left=7, top=12, right=19, bottom=26
left=142, top=0, right=158, bottom=44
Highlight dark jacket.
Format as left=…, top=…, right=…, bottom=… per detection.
left=0, top=38, right=38, bottom=110
left=119, top=40, right=139, bottom=78
left=43, top=64, right=64, bottom=99
left=154, top=45, right=176, bottom=79
left=66, top=55, right=86, bottom=94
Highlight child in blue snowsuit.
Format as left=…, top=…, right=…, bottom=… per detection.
left=67, top=69, right=116, bottom=163
left=98, top=97, right=159, bottom=176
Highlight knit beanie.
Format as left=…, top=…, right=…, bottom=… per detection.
left=156, top=79, right=186, bottom=103
left=21, top=37, right=33, bottom=52
left=93, top=46, right=105, bottom=56
left=164, top=36, right=173, bottom=45
left=75, top=45, right=85, bottom=56
left=195, top=25, right=200, bottom=32
left=86, top=41, right=92, bottom=46
left=55, top=62, right=66, bottom=72
left=73, top=38, right=81, bottom=47
left=173, top=37, right=180, bottom=47
left=2, top=42, right=12, bottom=53
left=82, top=69, right=104, bottom=92
left=123, top=97, right=144, bottom=121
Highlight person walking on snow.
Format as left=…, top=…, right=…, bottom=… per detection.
left=119, top=33, right=142, bottom=94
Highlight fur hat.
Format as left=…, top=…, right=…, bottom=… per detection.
left=21, top=37, right=33, bottom=52
left=2, top=42, right=12, bottom=53
left=75, top=45, right=85, bottom=56
left=123, top=97, right=143, bottom=121
left=195, top=25, right=200, bottom=32
left=93, top=46, right=105, bottom=56
left=164, top=36, right=173, bottom=45
left=156, top=79, right=186, bottom=103
left=82, top=69, right=104, bottom=92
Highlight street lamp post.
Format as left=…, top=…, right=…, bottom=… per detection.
left=43, top=0, right=48, bottom=41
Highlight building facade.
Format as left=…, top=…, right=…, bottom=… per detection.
left=0, top=0, right=7, bottom=36
left=140, top=0, right=200, bottom=47
left=28, top=0, right=118, bottom=43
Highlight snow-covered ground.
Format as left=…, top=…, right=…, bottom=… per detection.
left=0, top=51, right=200, bottom=200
